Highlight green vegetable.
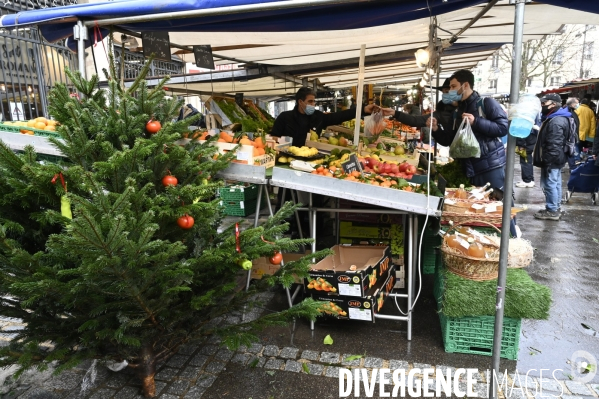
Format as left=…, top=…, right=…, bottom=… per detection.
left=323, top=334, right=334, bottom=345
left=435, top=161, right=471, bottom=189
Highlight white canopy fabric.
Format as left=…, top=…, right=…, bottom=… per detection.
left=153, top=1, right=599, bottom=97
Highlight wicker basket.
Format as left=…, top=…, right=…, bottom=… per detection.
left=441, top=211, right=515, bottom=226
left=487, top=236, right=534, bottom=268
left=441, top=220, right=501, bottom=281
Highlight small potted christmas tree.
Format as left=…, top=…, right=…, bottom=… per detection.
left=0, top=54, right=327, bottom=397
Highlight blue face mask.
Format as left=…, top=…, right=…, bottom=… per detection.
left=442, top=85, right=464, bottom=104
left=304, top=104, right=315, bottom=115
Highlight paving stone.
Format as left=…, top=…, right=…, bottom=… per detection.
left=196, top=373, right=217, bottom=388
left=284, top=360, right=302, bottom=373
left=214, top=349, right=234, bottom=362
left=88, top=388, right=117, bottom=399
left=391, top=360, right=410, bottom=371
left=560, top=396, right=597, bottom=399
left=506, top=387, right=531, bottom=399
left=155, top=381, right=167, bottom=396
left=0, top=333, right=18, bottom=340
left=341, top=354, right=362, bottom=367
left=17, top=388, right=61, bottom=399
left=263, top=345, right=280, bottom=357
left=155, top=367, right=179, bottom=382
left=2, top=325, right=24, bottom=331
left=325, top=366, right=342, bottom=378
left=231, top=353, right=250, bottom=365
left=199, top=345, right=218, bottom=356
left=156, top=394, right=179, bottom=399
left=592, top=384, right=599, bottom=396
left=177, top=344, right=197, bottom=356
left=183, top=385, right=207, bottom=398
left=166, top=355, right=189, bottom=368
left=363, top=357, right=383, bottom=368
left=207, top=335, right=221, bottom=344
left=300, top=350, right=320, bottom=361
left=247, top=356, right=266, bottom=368
left=188, top=354, right=209, bottom=368
left=204, top=361, right=226, bottom=374
left=538, top=378, right=562, bottom=393
left=167, top=379, right=190, bottom=395
left=264, top=359, right=284, bottom=370
left=280, top=347, right=299, bottom=359
left=320, top=352, right=340, bottom=364
left=44, top=370, right=84, bottom=390
left=413, top=362, right=433, bottom=371
left=564, top=380, right=593, bottom=396
left=305, top=363, right=324, bottom=376
left=178, top=366, right=202, bottom=380
left=113, top=386, right=140, bottom=399
left=246, top=343, right=263, bottom=354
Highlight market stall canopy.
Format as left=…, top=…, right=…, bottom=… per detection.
left=538, top=78, right=599, bottom=97
left=2, top=0, right=599, bottom=96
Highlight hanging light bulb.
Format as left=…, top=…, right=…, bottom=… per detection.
left=395, top=96, right=399, bottom=101
left=27, top=86, right=32, bottom=92
left=0, top=84, right=5, bottom=92
left=414, top=48, right=430, bottom=68
left=419, top=79, right=427, bottom=87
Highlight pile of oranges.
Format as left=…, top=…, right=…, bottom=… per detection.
left=310, top=165, right=413, bottom=190
left=217, top=132, right=267, bottom=157
left=3, top=117, right=58, bottom=135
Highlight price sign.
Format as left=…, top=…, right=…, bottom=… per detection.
left=341, top=154, right=363, bottom=175
left=142, top=32, right=171, bottom=61
left=193, top=45, right=215, bottom=70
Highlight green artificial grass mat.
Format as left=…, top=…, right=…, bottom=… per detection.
left=438, top=268, right=552, bottom=319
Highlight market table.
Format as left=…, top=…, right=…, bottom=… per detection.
left=270, top=166, right=442, bottom=340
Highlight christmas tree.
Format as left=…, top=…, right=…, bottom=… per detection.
left=0, top=55, right=328, bottom=397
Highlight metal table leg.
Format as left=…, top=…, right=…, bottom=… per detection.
left=406, top=214, right=414, bottom=341
left=254, top=184, right=264, bottom=228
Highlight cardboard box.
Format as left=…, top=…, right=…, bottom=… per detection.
left=313, top=265, right=396, bottom=322
left=339, top=238, right=390, bottom=246
left=250, top=252, right=310, bottom=282
left=306, top=245, right=391, bottom=297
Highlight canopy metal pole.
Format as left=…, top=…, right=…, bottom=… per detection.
left=354, top=44, right=366, bottom=145
left=489, top=1, right=526, bottom=397
left=74, top=21, right=87, bottom=78
left=84, top=0, right=364, bottom=28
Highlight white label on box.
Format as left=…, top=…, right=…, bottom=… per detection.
left=349, top=307, right=372, bottom=321
left=338, top=283, right=362, bottom=297
left=444, top=199, right=456, bottom=205
left=240, top=201, right=245, bottom=209
left=471, top=203, right=484, bottom=210
left=236, top=151, right=250, bottom=161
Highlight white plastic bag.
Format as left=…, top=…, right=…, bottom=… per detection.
left=449, top=118, right=481, bottom=158
left=365, top=109, right=386, bottom=135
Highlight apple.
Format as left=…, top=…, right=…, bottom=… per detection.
left=383, top=163, right=392, bottom=173
left=387, top=173, right=396, bottom=177
left=406, top=164, right=417, bottom=175
left=390, top=164, right=399, bottom=174
left=373, top=164, right=382, bottom=173
left=406, top=174, right=414, bottom=180
left=399, top=162, right=409, bottom=173
left=339, top=137, right=349, bottom=147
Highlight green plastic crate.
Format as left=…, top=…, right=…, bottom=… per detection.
left=439, top=311, right=521, bottom=360
left=0, top=123, right=61, bottom=138
left=218, top=184, right=259, bottom=202
left=419, top=225, right=441, bottom=274
left=221, top=199, right=261, bottom=217
left=435, top=266, right=521, bottom=360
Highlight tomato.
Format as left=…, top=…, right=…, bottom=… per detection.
left=177, top=215, right=194, bottom=229
left=269, top=251, right=283, bottom=265
left=146, top=120, right=162, bottom=134
left=162, top=175, right=178, bottom=187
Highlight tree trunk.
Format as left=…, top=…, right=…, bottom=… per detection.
left=139, top=345, right=157, bottom=398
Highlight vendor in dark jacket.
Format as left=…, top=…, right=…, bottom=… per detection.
left=532, top=93, right=570, bottom=221
left=385, top=78, right=456, bottom=131
left=426, top=70, right=509, bottom=189
left=270, top=87, right=378, bottom=146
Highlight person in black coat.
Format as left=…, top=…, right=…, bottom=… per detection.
left=532, top=93, right=571, bottom=220
left=270, top=87, right=378, bottom=146
left=515, top=114, right=541, bottom=187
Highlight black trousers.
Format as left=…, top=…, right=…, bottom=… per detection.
left=520, top=151, right=534, bottom=183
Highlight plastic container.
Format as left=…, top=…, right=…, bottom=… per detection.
left=508, top=94, right=541, bottom=138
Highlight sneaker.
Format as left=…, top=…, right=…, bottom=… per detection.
left=533, top=209, right=561, bottom=221
left=516, top=181, right=535, bottom=188
left=514, top=225, right=522, bottom=238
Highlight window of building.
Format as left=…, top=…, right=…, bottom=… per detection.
left=584, top=42, right=594, bottom=61
left=550, top=77, right=561, bottom=86
left=553, top=48, right=563, bottom=65
left=584, top=69, right=592, bottom=79
left=491, top=54, right=499, bottom=68
left=489, top=79, right=498, bottom=89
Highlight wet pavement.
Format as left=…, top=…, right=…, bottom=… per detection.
left=1, top=160, right=599, bottom=398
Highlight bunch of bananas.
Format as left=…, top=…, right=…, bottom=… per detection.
left=288, top=146, right=319, bottom=157
left=515, top=147, right=528, bottom=160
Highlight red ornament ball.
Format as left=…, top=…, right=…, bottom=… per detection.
left=146, top=120, right=162, bottom=134
left=162, top=175, right=178, bottom=187
left=177, top=215, right=194, bottom=229
left=269, top=252, right=283, bottom=265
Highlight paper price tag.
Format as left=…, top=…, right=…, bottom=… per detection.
left=236, top=151, right=250, bottom=161
left=484, top=205, right=497, bottom=213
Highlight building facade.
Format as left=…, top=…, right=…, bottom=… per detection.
left=473, top=24, right=599, bottom=98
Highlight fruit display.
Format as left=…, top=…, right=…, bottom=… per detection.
left=318, top=301, right=347, bottom=317
left=285, top=146, right=319, bottom=158
left=1, top=118, right=58, bottom=135
left=216, top=131, right=273, bottom=158
left=307, top=278, right=337, bottom=292
left=434, top=161, right=471, bottom=188
left=362, top=156, right=417, bottom=179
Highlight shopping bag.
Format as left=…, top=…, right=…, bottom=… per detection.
left=365, top=109, right=386, bottom=135
left=449, top=118, right=481, bottom=158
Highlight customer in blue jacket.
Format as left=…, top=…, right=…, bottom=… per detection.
left=427, top=69, right=509, bottom=189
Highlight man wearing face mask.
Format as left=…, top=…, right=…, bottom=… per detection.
left=532, top=93, right=572, bottom=220
left=426, top=70, right=508, bottom=189
left=271, top=87, right=378, bottom=146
